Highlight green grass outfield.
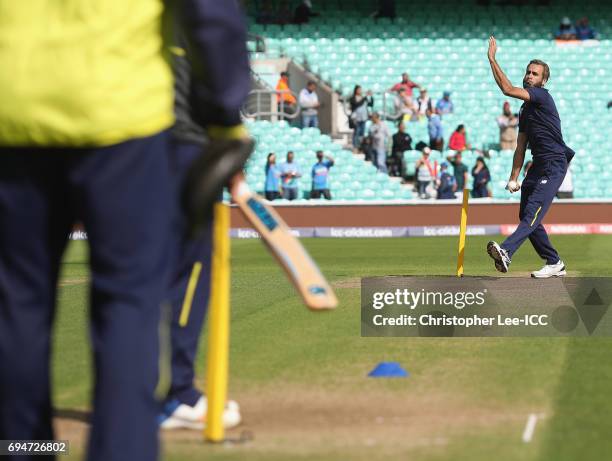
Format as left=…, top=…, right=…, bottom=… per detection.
left=53, top=235, right=612, bottom=460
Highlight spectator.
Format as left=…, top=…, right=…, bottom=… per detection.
left=415, top=88, right=433, bottom=118
left=394, top=87, right=417, bottom=122
left=415, top=146, right=436, bottom=198
left=299, top=80, right=320, bottom=128
left=276, top=71, right=297, bottom=120
left=279, top=151, right=302, bottom=200
left=264, top=152, right=282, bottom=201
left=497, top=101, right=519, bottom=150
left=471, top=156, right=491, bottom=198
left=389, top=121, right=412, bottom=178
left=311, top=150, right=334, bottom=199
left=427, top=108, right=444, bottom=151
left=575, top=17, right=596, bottom=40
left=368, top=112, right=391, bottom=173
left=557, top=169, right=574, bottom=198
left=375, top=0, right=396, bottom=20
left=448, top=124, right=472, bottom=152
left=390, top=72, right=421, bottom=98
left=436, top=162, right=457, bottom=199
left=349, top=85, right=374, bottom=148
left=555, top=17, right=577, bottom=40
left=436, top=91, right=454, bottom=114
left=608, top=100, right=612, bottom=109
left=447, top=152, right=469, bottom=192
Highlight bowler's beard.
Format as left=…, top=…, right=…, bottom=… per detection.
left=523, top=80, right=544, bottom=89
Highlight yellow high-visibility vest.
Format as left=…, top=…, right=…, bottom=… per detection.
left=0, top=0, right=174, bottom=147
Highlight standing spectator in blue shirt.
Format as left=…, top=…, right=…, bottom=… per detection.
left=471, top=156, right=491, bottom=198
left=575, top=17, right=596, bottom=40
left=279, top=151, right=302, bottom=200
left=311, top=150, right=334, bottom=199
left=427, top=108, right=444, bottom=151
left=435, top=91, right=454, bottom=114
left=265, top=152, right=282, bottom=200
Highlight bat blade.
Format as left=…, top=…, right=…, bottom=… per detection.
left=230, top=180, right=337, bottom=310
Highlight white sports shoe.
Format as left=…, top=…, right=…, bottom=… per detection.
left=487, top=241, right=511, bottom=273
left=531, top=260, right=566, bottom=278
left=159, top=396, right=241, bottom=430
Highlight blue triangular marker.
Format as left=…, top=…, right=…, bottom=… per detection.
left=368, top=362, right=409, bottom=378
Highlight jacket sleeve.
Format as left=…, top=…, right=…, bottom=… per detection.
left=177, top=0, right=251, bottom=127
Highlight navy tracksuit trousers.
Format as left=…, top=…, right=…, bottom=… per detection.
left=166, top=138, right=213, bottom=408
left=501, top=156, right=570, bottom=264
left=0, top=132, right=172, bottom=461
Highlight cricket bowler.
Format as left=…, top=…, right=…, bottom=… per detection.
left=486, top=36, right=575, bottom=278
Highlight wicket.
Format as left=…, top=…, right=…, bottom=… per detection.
left=205, top=203, right=231, bottom=442
left=456, top=189, right=470, bottom=277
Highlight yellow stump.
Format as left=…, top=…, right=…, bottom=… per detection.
left=456, top=189, right=469, bottom=277
left=205, top=203, right=231, bottom=442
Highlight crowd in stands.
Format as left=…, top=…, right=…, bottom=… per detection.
left=264, top=149, right=333, bottom=201
left=412, top=147, right=491, bottom=200
left=356, top=72, right=485, bottom=199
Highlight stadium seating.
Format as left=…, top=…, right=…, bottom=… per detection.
left=246, top=0, right=611, bottom=199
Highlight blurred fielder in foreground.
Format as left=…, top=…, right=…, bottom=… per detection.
left=0, top=1, right=249, bottom=459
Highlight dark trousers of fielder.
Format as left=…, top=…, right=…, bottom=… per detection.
left=166, top=138, right=213, bottom=408
left=0, top=132, right=172, bottom=461
left=501, top=157, right=570, bottom=264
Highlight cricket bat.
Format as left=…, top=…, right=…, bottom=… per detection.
left=230, top=179, right=338, bottom=310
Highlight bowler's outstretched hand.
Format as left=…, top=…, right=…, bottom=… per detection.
left=488, top=36, right=497, bottom=61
